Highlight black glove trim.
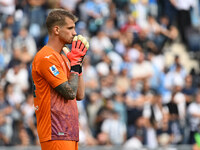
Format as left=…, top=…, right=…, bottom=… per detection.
left=71, top=65, right=81, bottom=74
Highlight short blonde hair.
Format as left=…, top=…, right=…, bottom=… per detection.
left=46, top=9, right=78, bottom=34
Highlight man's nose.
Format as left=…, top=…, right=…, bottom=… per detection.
left=73, top=30, right=77, bottom=36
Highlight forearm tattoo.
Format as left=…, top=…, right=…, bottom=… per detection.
left=55, top=73, right=79, bottom=100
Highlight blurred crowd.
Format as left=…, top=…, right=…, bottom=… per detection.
left=0, top=0, right=200, bottom=149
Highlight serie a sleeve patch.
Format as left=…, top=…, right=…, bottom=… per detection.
left=49, top=65, right=59, bottom=76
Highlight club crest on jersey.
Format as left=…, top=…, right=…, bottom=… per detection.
left=50, top=65, right=59, bottom=76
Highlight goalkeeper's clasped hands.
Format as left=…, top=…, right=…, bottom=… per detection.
left=63, top=35, right=89, bottom=76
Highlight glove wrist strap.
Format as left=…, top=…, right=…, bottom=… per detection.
left=79, top=67, right=82, bottom=75
left=71, top=65, right=81, bottom=74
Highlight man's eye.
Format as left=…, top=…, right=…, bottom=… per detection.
left=68, top=27, right=73, bottom=30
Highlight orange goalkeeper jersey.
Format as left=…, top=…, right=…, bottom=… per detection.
left=31, top=46, right=79, bottom=143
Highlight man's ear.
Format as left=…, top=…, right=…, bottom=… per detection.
left=53, top=26, right=59, bottom=35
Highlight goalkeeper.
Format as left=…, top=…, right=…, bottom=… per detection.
left=31, top=9, right=89, bottom=150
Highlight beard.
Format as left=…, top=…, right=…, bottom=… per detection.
left=59, top=33, right=73, bottom=45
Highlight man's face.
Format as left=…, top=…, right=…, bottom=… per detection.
left=58, top=17, right=77, bottom=44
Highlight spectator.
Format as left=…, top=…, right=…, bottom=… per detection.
left=131, top=51, right=154, bottom=81
left=148, top=0, right=158, bottom=18
left=165, top=92, right=183, bottom=144
left=2, top=15, right=20, bottom=37
left=170, top=0, right=195, bottom=44
left=143, top=91, right=164, bottom=129
left=115, top=32, right=132, bottom=55
left=115, top=67, right=130, bottom=94
left=107, top=50, right=123, bottom=75
left=84, top=0, right=110, bottom=35
left=99, top=74, right=116, bottom=99
left=83, top=56, right=99, bottom=95
left=119, top=52, right=134, bottom=78
left=78, top=101, right=97, bottom=146
left=75, top=21, right=89, bottom=38
left=0, top=27, right=13, bottom=67
left=5, top=61, right=29, bottom=102
left=125, top=78, right=145, bottom=138
left=164, top=63, right=186, bottom=93
left=90, top=30, right=113, bottom=64
left=169, top=55, right=187, bottom=78
left=4, top=83, right=22, bottom=121
left=157, top=113, right=173, bottom=146
left=123, top=130, right=143, bottom=149
left=187, top=91, right=200, bottom=144
left=127, top=43, right=141, bottom=63
left=182, top=74, right=197, bottom=106
left=60, top=0, right=80, bottom=13
left=143, top=91, right=164, bottom=148
left=0, top=86, right=13, bottom=145
left=0, top=0, right=15, bottom=23
left=23, top=0, right=47, bottom=47
left=120, top=14, right=142, bottom=35
left=127, top=116, right=147, bottom=145
left=95, top=98, right=114, bottom=138
left=101, top=18, right=120, bottom=44
left=113, top=92, right=127, bottom=124
left=95, top=53, right=111, bottom=77
left=13, top=27, right=37, bottom=64
left=99, top=110, right=127, bottom=145
left=20, top=94, right=37, bottom=145
left=145, top=15, right=161, bottom=41
left=86, top=90, right=103, bottom=136
left=147, top=52, right=163, bottom=90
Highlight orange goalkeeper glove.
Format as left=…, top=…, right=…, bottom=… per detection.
left=63, top=35, right=89, bottom=75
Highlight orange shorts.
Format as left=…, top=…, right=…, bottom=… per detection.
left=40, top=140, right=78, bottom=150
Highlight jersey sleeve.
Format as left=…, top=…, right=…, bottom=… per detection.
left=37, top=55, right=68, bottom=88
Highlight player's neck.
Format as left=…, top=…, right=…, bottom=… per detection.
left=47, top=37, right=64, bottom=54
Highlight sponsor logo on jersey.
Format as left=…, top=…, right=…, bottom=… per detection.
left=44, top=55, right=52, bottom=59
